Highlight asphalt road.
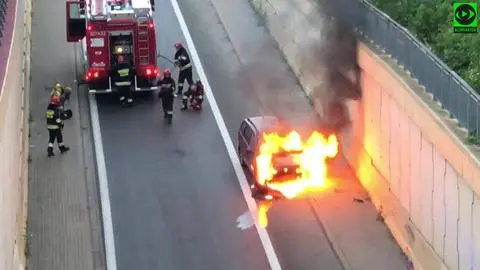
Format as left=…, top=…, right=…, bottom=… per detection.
left=96, top=0, right=351, bottom=269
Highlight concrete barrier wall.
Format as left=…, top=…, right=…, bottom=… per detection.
left=0, top=0, right=31, bottom=268
left=250, top=0, right=480, bottom=269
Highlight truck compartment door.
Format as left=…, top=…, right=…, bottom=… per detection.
left=66, top=0, right=86, bottom=42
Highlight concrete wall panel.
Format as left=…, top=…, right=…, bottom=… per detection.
left=0, top=0, right=30, bottom=267
left=420, top=136, right=433, bottom=244
left=389, top=96, right=401, bottom=199
left=458, top=180, right=474, bottom=270
left=444, top=163, right=459, bottom=269
left=432, top=149, right=446, bottom=259
left=362, top=73, right=375, bottom=157
left=472, top=197, right=480, bottom=268
left=409, top=121, right=422, bottom=229
left=371, top=79, right=382, bottom=162
left=379, top=90, right=391, bottom=180
left=398, top=107, right=411, bottom=212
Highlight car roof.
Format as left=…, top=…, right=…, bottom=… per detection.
left=246, top=116, right=281, bottom=133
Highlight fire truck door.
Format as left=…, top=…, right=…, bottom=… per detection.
left=66, top=0, right=86, bottom=42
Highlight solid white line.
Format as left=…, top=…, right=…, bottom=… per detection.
left=88, top=93, right=118, bottom=270
left=168, top=0, right=282, bottom=269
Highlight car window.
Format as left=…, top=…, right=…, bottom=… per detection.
left=248, top=130, right=257, bottom=150
left=240, top=121, right=248, bottom=137
left=244, top=125, right=254, bottom=145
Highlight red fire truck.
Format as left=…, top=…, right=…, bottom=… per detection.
left=65, top=0, right=160, bottom=93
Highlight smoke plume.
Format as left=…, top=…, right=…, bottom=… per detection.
left=250, top=0, right=362, bottom=130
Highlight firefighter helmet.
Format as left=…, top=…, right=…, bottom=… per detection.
left=174, top=42, right=183, bottom=49
left=50, top=95, right=61, bottom=105
left=164, top=69, right=171, bottom=77
left=54, top=83, right=62, bottom=89
left=64, top=86, right=72, bottom=93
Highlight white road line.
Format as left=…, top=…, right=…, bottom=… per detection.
left=168, top=0, right=282, bottom=269
left=88, top=93, right=118, bottom=270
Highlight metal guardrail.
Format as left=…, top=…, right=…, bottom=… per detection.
left=330, top=0, right=480, bottom=136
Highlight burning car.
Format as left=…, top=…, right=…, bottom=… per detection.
left=237, top=116, right=339, bottom=201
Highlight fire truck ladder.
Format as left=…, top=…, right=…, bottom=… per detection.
left=137, top=23, right=150, bottom=65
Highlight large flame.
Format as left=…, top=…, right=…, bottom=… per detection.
left=255, top=131, right=339, bottom=199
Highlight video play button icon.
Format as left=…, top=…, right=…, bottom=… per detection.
left=455, top=4, right=476, bottom=25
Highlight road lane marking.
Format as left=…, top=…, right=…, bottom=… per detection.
left=168, top=0, right=282, bottom=269
left=89, top=93, right=118, bottom=270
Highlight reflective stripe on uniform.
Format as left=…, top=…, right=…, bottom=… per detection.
left=118, top=68, right=130, bottom=77
left=56, top=118, right=61, bottom=123
left=182, top=95, right=188, bottom=100
left=47, top=125, right=59, bottom=129
left=115, top=81, right=131, bottom=86
left=178, top=83, right=183, bottom=87
left=167, top=111, right=173, bottom=115
left=48, top=143, right=54, bottom=147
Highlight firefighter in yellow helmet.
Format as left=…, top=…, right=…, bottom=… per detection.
left=50, top=83, right=63, bottom=97
left=50, top=83, right=73, bottom=110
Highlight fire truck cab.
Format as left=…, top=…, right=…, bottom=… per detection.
left=65, top=0, right=160, bottom=93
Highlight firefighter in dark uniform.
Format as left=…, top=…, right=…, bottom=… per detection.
left=181, top=80, right=204, bottom=111
left=111, top=55, right=134, bottom=106
left=157, top=69, right=175, bottom=124
left=46, top=95, right=70, bottom=157
left=173, top=42, right=193, bottom=97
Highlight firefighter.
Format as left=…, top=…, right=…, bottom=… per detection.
left=150, top=0, right=155, bottom=11
left=50, top=83, right=73, bottom=109
left=111, top=55, right=134, bottom=106
left=157, top=69, right=175, bottom=124
left=50, top=83, right=63, bottom=98
left=181, top=80, right=204, bottom=111
left=46, top=95, right=70, bottom=157
left=63, top=86, right=73, bottom=105
left=173, top=42, right=193, bottom=97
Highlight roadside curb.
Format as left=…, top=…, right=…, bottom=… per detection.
left=18, top=0, right=32, bottom=267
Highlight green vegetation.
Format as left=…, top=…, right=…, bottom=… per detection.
left=369, top=0, right=480, bottom=93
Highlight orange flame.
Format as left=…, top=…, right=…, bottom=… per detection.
left=255, top=131, right=339, bottom=199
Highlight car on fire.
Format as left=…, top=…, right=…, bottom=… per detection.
left=238, top=116, right=284, bottom=200
left=237, top=116, right=339, bottom=201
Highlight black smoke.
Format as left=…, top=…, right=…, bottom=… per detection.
left=242, top=0, right=362, bottom=130
left=295, top=0, right=362, bottom=129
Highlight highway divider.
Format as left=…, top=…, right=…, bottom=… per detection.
left=250, top=0, right=480, bottom=269
left=0, top=0, right=32, bottom=268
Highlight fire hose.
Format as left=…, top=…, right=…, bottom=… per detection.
left=157, top=53, right=176, bottom=67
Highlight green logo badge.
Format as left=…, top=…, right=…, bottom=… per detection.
left=453, top=1, right=478, bottom=33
